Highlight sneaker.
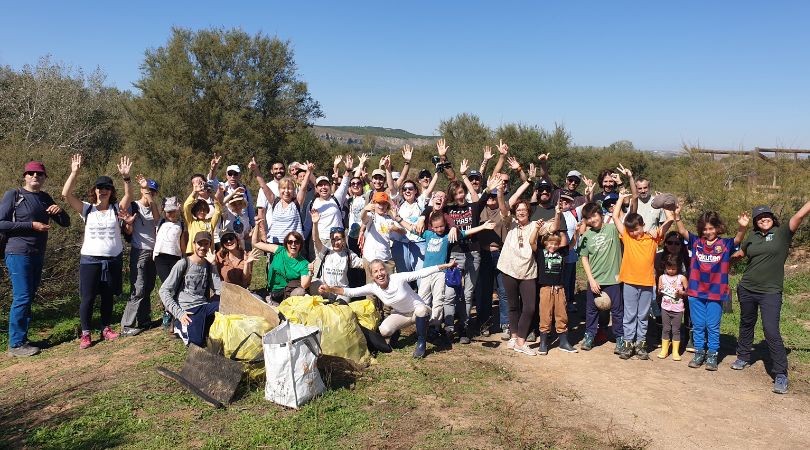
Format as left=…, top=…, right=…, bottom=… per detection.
left=581, top=333, right=594, bottom=351
left=161, top=312, right=172, bottom=330
left=773, top=374, right=789, bottom=394
left=79, top=332, right=92, bottom=350
left=480, top=328, right=491, bottom=337
left=705, top=351, right=719, bottom=371
left=8, top=342, right=40, bottom=357
left=500, top=329, right=511, bottom=341
left=514, top=343, right=538, bottom=356
left=688, top=350, right=707, bottom=368
left=730, top=359, right=751, bottom=370
left=121, top=327, right=143, bottom=337
left=459, top=336, right=471, bottom=345
left=506, top=338, right=516, bottom=350
left=618, top=341, right=634, bottom=360
left=102, top=326, right=120, bottom=341
left=526, top=331, right=537, bottom=343
left=685, top=336, right=695, bottom=353
left=614, top=336, right=625, bottom=355
left=595, top=328, right=609, bottom=345
left=636, top=341, right=649, bottom=360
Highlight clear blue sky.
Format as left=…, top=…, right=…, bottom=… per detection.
left=2, top=1, right=809, bottom=150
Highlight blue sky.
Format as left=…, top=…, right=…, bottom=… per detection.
left=2, top=1, right=809, bottom=150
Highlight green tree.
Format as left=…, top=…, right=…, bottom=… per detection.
left=437, top=113, right=492, bottom=163
left=127, top=27, right=322, bottom=170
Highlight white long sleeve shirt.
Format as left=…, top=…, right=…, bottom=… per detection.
left=341, top=266, right=439, bottom=314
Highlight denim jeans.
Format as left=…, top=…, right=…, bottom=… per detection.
left=585, top=283, right=623, bottom=338
left=476, top=249, right=509, bottom=331
left=392, top=240, right=426, bottom=274
left=449, top=249, right=480, bottom=331
left=5, top=253, right=45, bottom=348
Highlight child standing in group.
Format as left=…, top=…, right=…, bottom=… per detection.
left=674, top=206, right=748, bottom=370
left=657, top=255, right=688, bottom=360
left=183, top=179, right=223, bottom=255
left=536, top=204, right=580, bottom=355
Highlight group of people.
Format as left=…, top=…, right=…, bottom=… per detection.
left=2, top=140, right=809, bottom=395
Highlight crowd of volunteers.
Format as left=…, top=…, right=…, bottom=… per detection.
left=3, top=140, right=809, bottom=395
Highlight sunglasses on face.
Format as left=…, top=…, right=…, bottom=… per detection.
left=286, top=239, right=300, bottom=246
left=96, top=185, right=113, bottom=191
left=350, top=181, right=363, bottom=186
left=330, top=227, right=345, bottom=234
left=567, top=177, right=581, bottom=183
left=221, top=236, right=236, bottom=244
left=25, top=171, right=46, bottom=177
left=402, top=186, right=416, bottom=191
left=538, top=188, right=551, bottom=193
left=372, top=177, right=385, bottom=182
left=227, top=171, right=240, bottom=177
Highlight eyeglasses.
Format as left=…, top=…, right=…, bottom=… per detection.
left=286, top=239, right=301, bottom=246
left=227, top=171, right=240, bottom=177
left=402, top=186, right=416, bottom=191
left=25, top=171, right=46, bottom=177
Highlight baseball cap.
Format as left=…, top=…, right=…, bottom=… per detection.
left=23, top=161, right=47, bottom=176
left=535, top=179, right=554, bottom=192
left=226, top=164, right=241, bottom=174
left=468, top=170, right=482, bottom=179
left=391, top=171, right=401, bottom=180
left=94, top=176, right=114, bottom=189
left=220, top=226, right=237, bottom=242
left=418, top=169, right=431, bottom=179
left=559, top=193, right=575, bottom=202
left=602, top=192, right=620, bottom=207
left=146, top=179, right=160, bottom=191
left=371, top=169, right=386, bottom=178
left=163, top=196, right=180, bottom=212
left=194, top=231, right=212, bottom=243
left=315, top=176, right=331, bottom=185
left=372, top=191, right=390, bottom=204
left=566, top=170, right=583, bottom=180
left=752, top=205, right=774, bottom=220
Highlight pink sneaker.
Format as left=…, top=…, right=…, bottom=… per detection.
left=79, top=333, right=92, bottom=349
left=102, top=326, right=120, bottom=341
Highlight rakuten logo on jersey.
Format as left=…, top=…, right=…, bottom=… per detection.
left=697, top=253, right=721, bottom=264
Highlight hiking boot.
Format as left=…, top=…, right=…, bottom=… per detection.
left=121, top=327, right=143, bottom=337
left=614, top=336, right=625, bottom=355
left=481, top=328, right=491, bottom=337
left=161, top=312, right=172, bottom=330
left=514, top=343, right=537, bottom=356
left=79, top=332, right=92, bottom=350
left=558, top=333, right=578, bottom=353
left=538, top=333, right=549, bottom=355
left=618, top=341, right=635, bottom=360
left=566, top=302, right=577, bottom=313
left=526, top=331, right=537, bottom=343
left=413, top=316, right=427, bottom=359
left=595, top=328, right=609, bottom=345
left=730, top=358, right=751, bottom=370
left=388, top=329, right=401, bottom=349
left=581, top=333, right=595, bottom=351
left=636, top=340, right=649, bottom=360
left=102, top=326, right=120, bottom=341
left=8, top=343, right=40, bottom=357
left=688, top=350, right=707, bottom=368
left=705, top=351, right=719, bottom=371
left=773, top=374, right=789, bottom=394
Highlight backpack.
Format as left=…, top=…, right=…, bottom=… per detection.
left=302, top=195, right=341, bottom=239
left=315, top=248, right=352, bottom=281
left=0, top=189, right=24, bottom=258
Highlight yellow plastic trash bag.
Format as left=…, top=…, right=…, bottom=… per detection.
left=279, top=296, right=371, bottom=366
left=348, top=299, right=380, bottom=331
left=208, top=312, right=274, bottom=361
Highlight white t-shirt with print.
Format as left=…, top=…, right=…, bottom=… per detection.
left=80, top=202, right=124, bottom=257
left=362, top=212, right=398, bottom=261
left=317, top=247, right=363, bottom=287
left=394, top=195, right=427, bottom=243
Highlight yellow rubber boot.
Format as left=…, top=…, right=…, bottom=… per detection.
left=657, top=339, right=671, bottom=359
left=671, top=341, right=682, bottom=361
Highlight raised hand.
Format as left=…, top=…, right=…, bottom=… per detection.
left=245, top=248, right=262, bottom=264
left=738, top=212, right=750, bottom=228
left=436, top=139, right=449, bottom=156
left=496, top=139, right=509, bottom=155
left=482, top=220, right=496, bottom=230
left=117, top=156, right=132, bottom=178
left=611, top=172, right=623, bottom=185
left=333, top=154, right=343, bottom=168
left=248, top=156, right=259, bottom=173
left=528, top=163, right=537, bottom=178
left=401, top=144, right=413, bottom=162
left=118, top=208, right=136, bottom=225
left=305, top=161, right=315, bottom=172
left=311, top=209, right=320, bottom=224
left=358, top=153, right=369, bottom=167
left=616, top=163, right=632, bottom=178
left=344, top=154, right=354, bottom=170
left=507, top=156, right=521, bottom=171
left=555, top=201, right=563, bottom=214
left=482, top=146, right=493, bottom=161
left=582, top=175, right=595, bottom=189
left=486, top=175, right=500, bottom=191
left=210, top=153, right=222, bottom=171
left=70, top=154, right=83, bottom=173
left=537, top=153, right=550, bottom=162
left=460, top=159, right=469, bottom=174
left=381, top=155, right=391, bottom=169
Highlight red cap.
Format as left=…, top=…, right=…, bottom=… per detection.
left=24, top=161, right=47, bottom=176
left=372, top=191, right=390, bottom=204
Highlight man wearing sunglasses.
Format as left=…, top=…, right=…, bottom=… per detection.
left=536, top=154, right=587, bottom=208
left=208, top=159, right=256, bottom=239
left=2, top=161, right=70, bottom=356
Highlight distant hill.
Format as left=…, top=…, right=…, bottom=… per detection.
left=312, top=125, right=438, bottom=151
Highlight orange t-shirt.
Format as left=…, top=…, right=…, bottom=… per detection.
left=618, top=229, right=661, bottom=287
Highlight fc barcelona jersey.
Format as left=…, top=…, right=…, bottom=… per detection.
left=687, top=233, right=735, bottom=302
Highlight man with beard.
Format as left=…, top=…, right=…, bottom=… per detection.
left=256, top=160, right=287, bottom=234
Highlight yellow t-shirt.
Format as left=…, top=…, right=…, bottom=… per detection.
left=183, top=193, right=222, bottom=254
left=618, top=229, right=661, bottom=287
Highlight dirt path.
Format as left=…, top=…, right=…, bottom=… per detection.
left=471, top=334, right=810, bottom=449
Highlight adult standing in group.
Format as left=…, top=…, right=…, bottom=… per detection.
left=635, top=177, right=667, bottom=234
left=120, top=175, right=161, bottom=337
left=589, top=168, right=622, bottom=206
left=1, top=161, right=70, bottom=356
left=256, top=160, right=287, bottom=231
left=62, top=154, right=133, bottom=349
left=731, top=201, right=810, bottom=394
left=392, top=147, right=438, bottom=276
left=536, top=153, right=588, bottom=208
left=208, top=154, right=255, bottom=230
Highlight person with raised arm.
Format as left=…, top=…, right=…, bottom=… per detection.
left=252, top=218, right=311, bottom=304
left=730, top=200, right=810, bottom=394
left=391, top=164, right=438, bottom=276
left=309, top=210, right=363, bottom=302
left=182, top=174, right=223, bottom=255
left=62, top=154, right=134, bottom=349
left=319, top=259, right=457, bottom=358
left=2, top=161, right=70, bottom=356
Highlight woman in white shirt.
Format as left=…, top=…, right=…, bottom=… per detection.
left=249, top=159, right=308, bottom=245
left=309, top=210, right=363, bottom=302
left=391, top=173, right=438, bottom=275
left=62, top=154, right=133, bottom=349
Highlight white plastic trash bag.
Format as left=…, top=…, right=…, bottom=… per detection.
left=262, top=321, right=326, bottom=408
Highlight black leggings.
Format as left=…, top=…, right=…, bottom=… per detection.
left=502, top=274, right=537, bottom=340
left=661, top=309, right=683, bottom=340
left=79, top=259, right=123, bottom=331
left=155, top=253, right=182, bottom=284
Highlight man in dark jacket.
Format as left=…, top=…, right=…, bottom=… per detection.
left=1, top=161, right=70, bottom=356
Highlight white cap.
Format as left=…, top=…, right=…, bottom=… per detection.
left=315, top=175, right=330, bottom=185
left=566, top=170, right=582, bottom=179
left=226, top=164, right=241, bottom=174
left=391, top=171, right=401, bottom=180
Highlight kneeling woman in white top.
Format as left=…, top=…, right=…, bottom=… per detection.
left=319, top=260, right=455, bottom=358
